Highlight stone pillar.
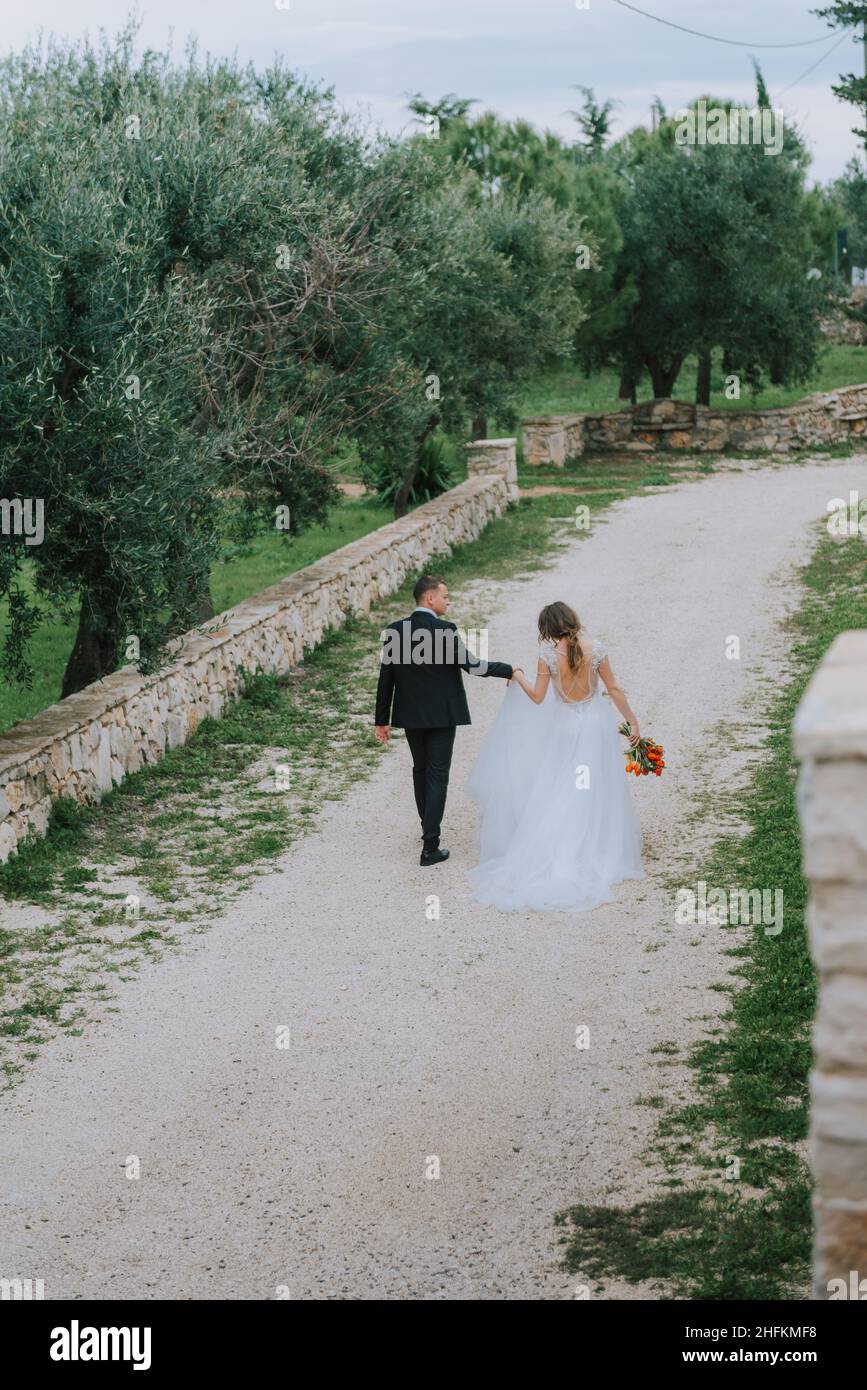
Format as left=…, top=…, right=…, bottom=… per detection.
left=521, top=417, right=566, bottom=468
left=464, top=437, right=518, bottom=503
left=794, top=629, right=867, bottom=1299
left=521, top=415, right=585, bottom=467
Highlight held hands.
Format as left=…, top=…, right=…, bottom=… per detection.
left=507, top=666, right=524, bottom=686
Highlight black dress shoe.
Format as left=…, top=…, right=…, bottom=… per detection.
left=420, top=846, right=450, bottom=866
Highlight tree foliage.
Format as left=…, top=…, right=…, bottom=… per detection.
left=814, top=2, right=867, bottom=143
left=607, top=91, right=826, bottom=400
left=0, top=31, right=852, bottom=706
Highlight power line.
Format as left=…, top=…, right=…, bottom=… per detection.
left=610, top=0, right=837, bottom=49
left=777, top=31, right=851, bottom=99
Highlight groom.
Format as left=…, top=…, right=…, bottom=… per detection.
left=374, top=574, right=517, bottom=866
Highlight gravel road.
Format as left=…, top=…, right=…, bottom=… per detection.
left=1, top=458, right=861, bottom=1300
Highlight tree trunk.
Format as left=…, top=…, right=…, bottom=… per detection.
left=61, top=597, right=120, bottom=699
left=393, top=455, right=420, bottom=520
left=193, top=589, right=214, bottom=625
left=393, top=415, right=439, bottom=519
left=644, top=354, right=683, bottom=399
left=618, top=365, right=638, bottom=405
left=471, top=414, right=487, bottom=440
left=696, top=349, right=712, bottom=406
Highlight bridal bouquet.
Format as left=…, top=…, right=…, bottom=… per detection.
left=619, top=722, right=665, bottom=777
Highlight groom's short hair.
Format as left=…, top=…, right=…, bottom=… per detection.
left=413, top=574, right=446, bottom=604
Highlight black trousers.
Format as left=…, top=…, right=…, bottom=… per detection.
left=403, top=726, right=457, bottom=849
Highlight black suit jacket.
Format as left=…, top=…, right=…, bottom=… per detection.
left=375, top=610, right=513, bottom=729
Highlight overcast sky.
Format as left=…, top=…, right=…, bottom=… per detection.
left=3, top=0, right=863, bottom=183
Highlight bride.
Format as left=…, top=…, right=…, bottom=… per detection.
left=465, top=602, right=644, bottom=912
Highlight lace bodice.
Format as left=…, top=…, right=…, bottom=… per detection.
left=538, top=637, right=607, bottom=705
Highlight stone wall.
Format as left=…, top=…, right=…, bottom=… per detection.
left=820, top=289, right=867, bottom=346
left=0, top=465, right=510, bottom=863
left=820, top=309, right=867, bottom=347
left=520, top=415, right=586, bottom=467
left=463, top=437, right=519, bottom=502
left=523, top=384, right=867, bottom=466
left=794, top=630, right=867, bottom=1299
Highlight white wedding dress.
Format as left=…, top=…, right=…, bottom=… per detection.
left=465, top=638, right=644, bottom=912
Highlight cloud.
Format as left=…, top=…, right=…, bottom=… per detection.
left=1, top=0, right=859, bottom=179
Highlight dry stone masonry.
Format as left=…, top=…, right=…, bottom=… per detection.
left=794, top=630, right=867, bottom=1299
left=0, top=462, right=512, bottom=863
left=523, top=384, right=867, bottom=466
left=463, top=437, right=519, bottom=502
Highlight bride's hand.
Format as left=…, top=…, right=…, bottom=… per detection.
left=628, top=725, right=641, bottom=746
left=508, top=666, right=524, bottom=686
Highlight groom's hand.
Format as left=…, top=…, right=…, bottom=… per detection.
left=374, top=725, right=390, bottom=743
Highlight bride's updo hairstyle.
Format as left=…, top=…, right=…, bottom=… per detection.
left=538, top=602, right=583, bottom=672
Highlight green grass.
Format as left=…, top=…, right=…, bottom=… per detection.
left=557, top=523, right=867, bottom=1300
left=209, top=501, right=395, bottom=612
left=0, top=497, right=394, bottom=736
left=518, top=344, right=867, bottom=417
left=515, top=451, right=712, bottom=494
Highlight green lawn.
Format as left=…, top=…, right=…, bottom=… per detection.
left=209, top=500, right=392, bottom=612
left=0, top=497, right=393, bottom=735
left=517, top=344, right=867, bottom=418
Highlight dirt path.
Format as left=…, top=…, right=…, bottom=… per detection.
left=1, top=458, right=862, bottom=1301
